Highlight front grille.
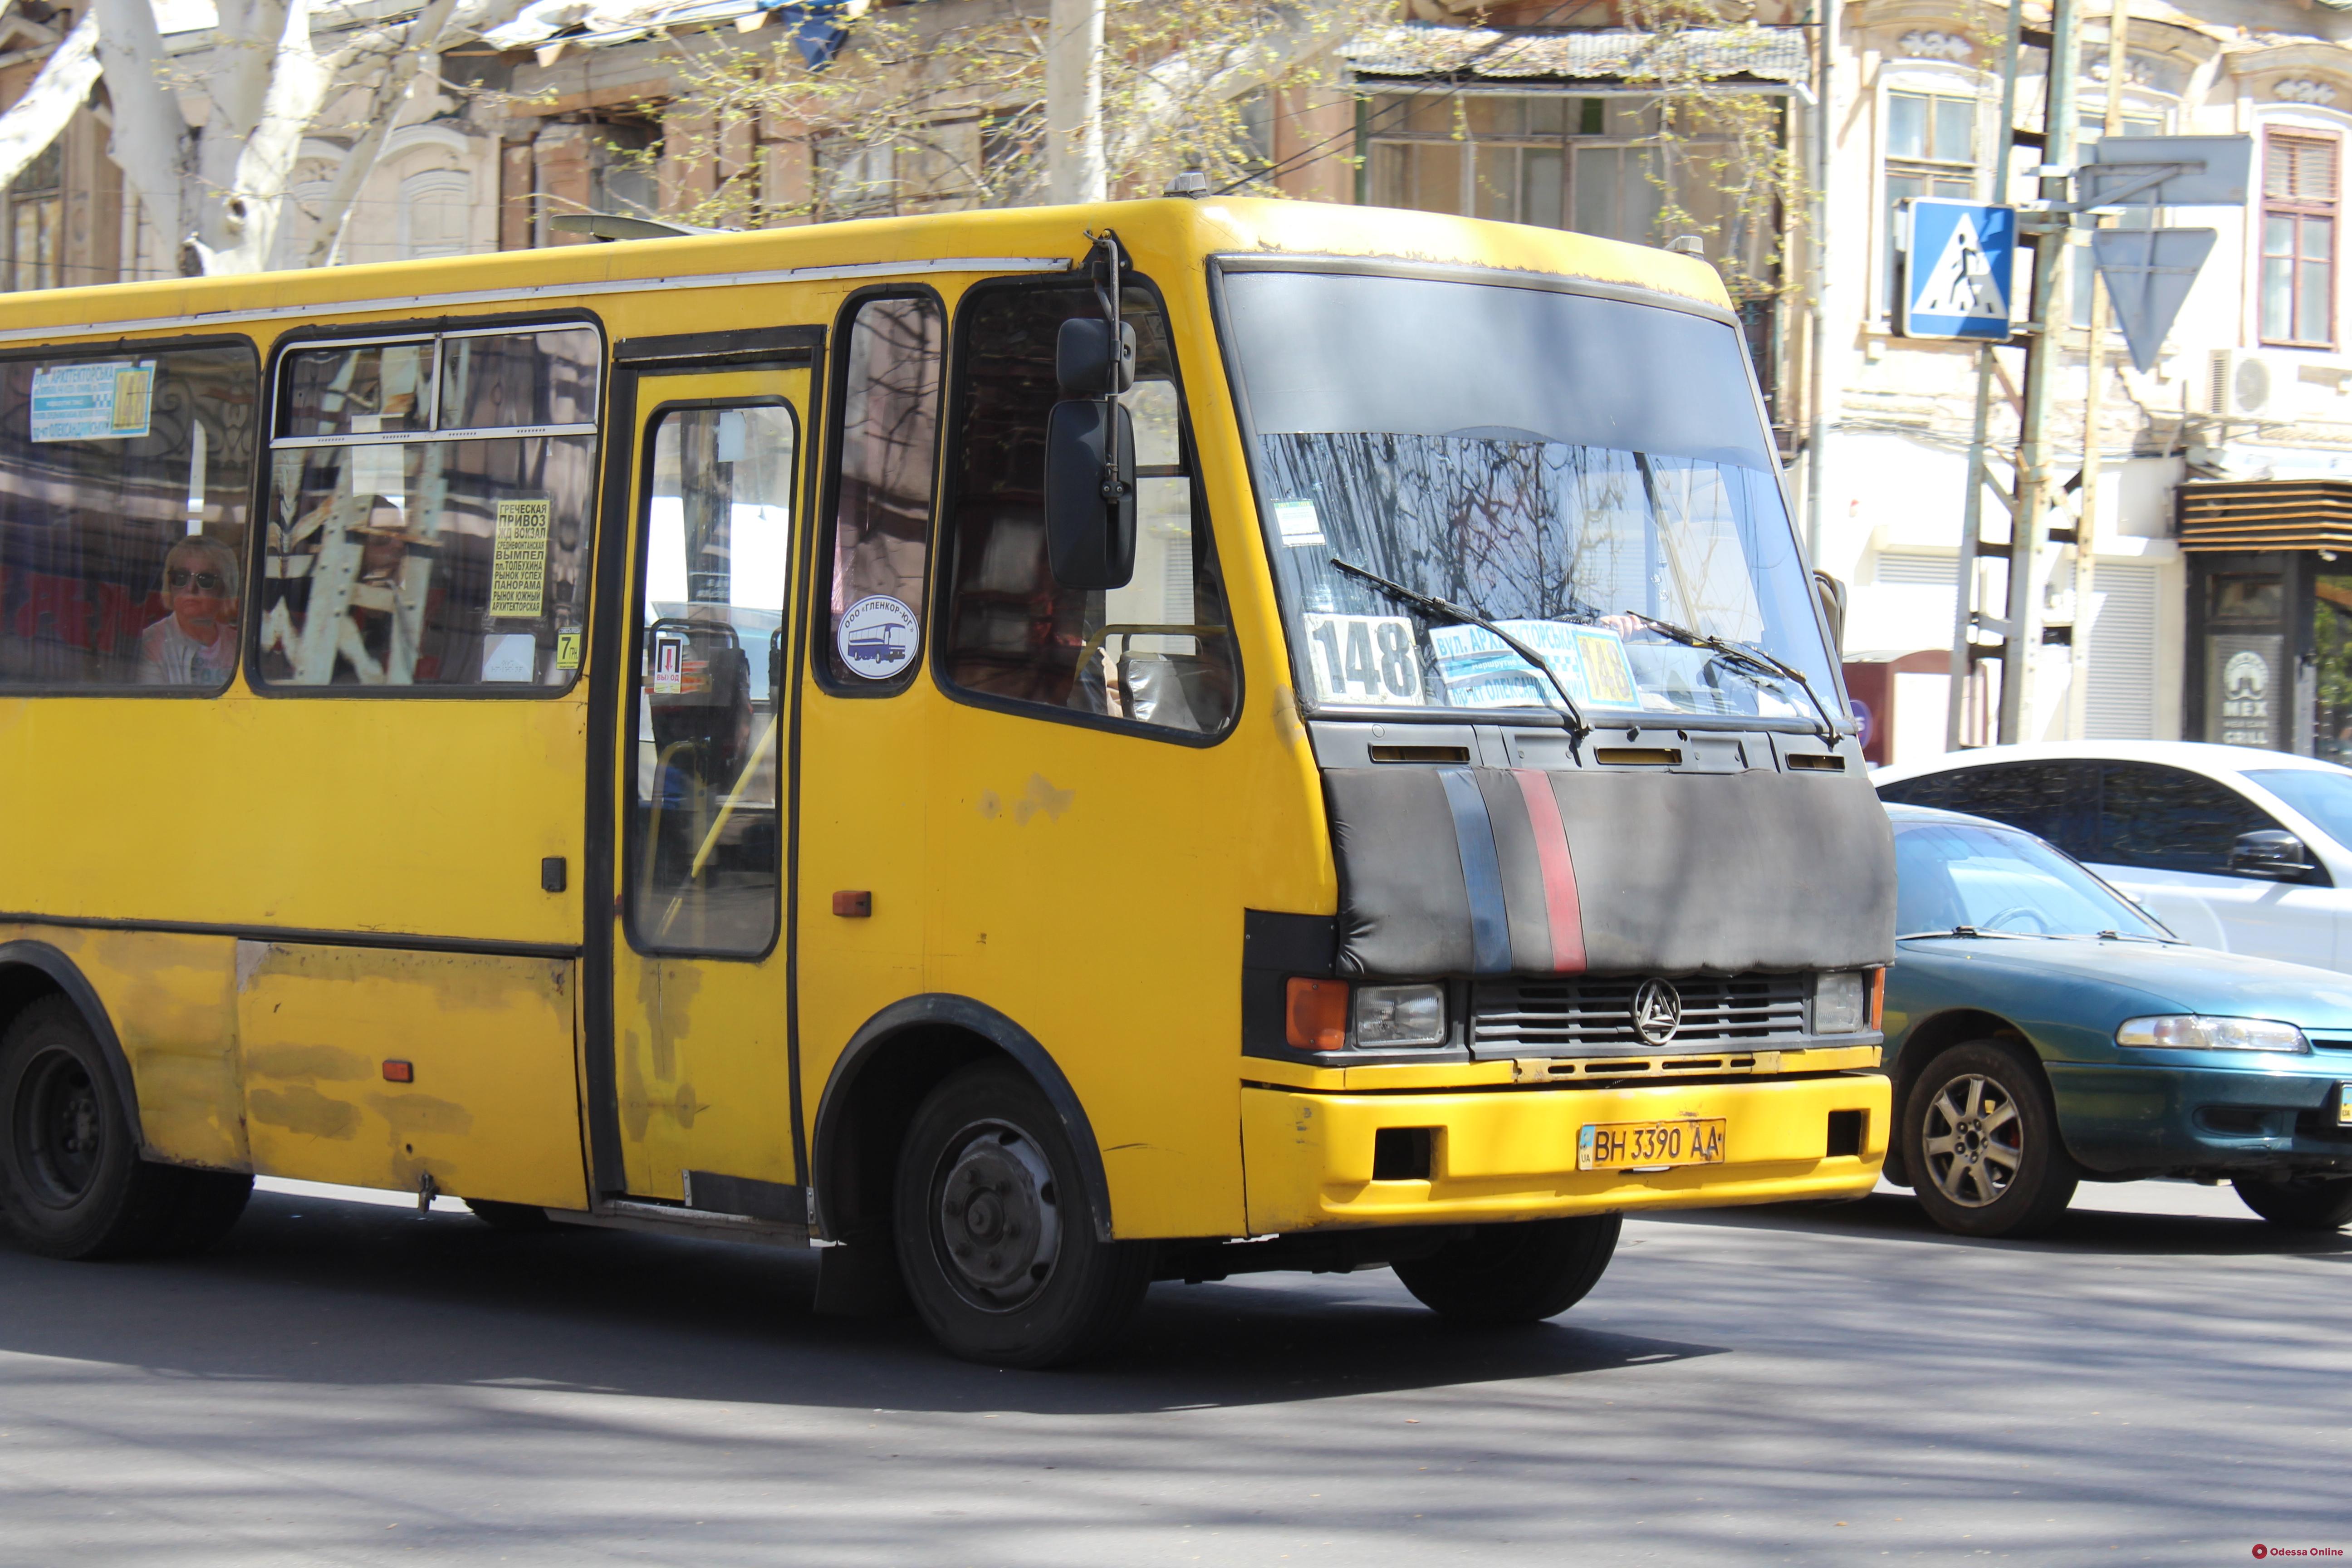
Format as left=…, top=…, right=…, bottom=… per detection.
left=1470, top=974, right=1810, bottom=1055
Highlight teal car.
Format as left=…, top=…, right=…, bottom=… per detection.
left=1881, top=804, right=2352, bottom=1238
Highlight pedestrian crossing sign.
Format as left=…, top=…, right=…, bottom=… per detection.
left=1900, top=198, right=2017, bottom=341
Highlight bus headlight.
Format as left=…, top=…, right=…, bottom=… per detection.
left=1811, top=971, right=1867, bottom=1035
left=1355, top=984, right=1447, bottom=1048
left=2115, top=1015, right=2310, bottom=1053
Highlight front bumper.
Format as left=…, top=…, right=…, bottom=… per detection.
left=2048, top=1057, right=2352, bottom=1176
left=1239, top=1070, right=1890, bottom=1234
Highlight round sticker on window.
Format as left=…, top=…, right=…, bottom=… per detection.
left=837, top=595, right=919, bottom=680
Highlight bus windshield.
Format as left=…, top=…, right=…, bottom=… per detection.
left=1221, top=269, right=1834, bottom=724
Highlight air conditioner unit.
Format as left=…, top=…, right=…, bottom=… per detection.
left=2207, top=348, right=2283, bottom=420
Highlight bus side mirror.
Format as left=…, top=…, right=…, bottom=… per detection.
left=1044, top=397, right=1136, bottom=590
left=1813, top=569, right=1848, bottom=656
left=1056, top=318, right=1135, bottom=398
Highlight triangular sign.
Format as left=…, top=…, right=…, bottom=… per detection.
left=2092, top=228, right=2217, bottom=373
left=1914, top=211, right=2009, bottom=321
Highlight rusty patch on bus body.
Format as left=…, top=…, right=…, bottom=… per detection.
left=367, top=1091, right=473, bottom=1137
left=245, top=1043, right=370, bottom=1083
left=1014, top=773, right=1074, bottom=824
left=248, top=1084, right=362, bottom=1140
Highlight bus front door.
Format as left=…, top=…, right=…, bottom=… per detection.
left=599, top=353, right=810, bottom=1219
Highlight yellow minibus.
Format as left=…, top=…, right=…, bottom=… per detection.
left=0, top=196, right=1892, bottom=1365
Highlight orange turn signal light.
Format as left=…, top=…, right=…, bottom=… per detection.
left=1867, top=968, right=1886, bottom=1032
left=1286, top=978, right=1350, bottom=1052
left=382, top=1060, right=414, bottom=1083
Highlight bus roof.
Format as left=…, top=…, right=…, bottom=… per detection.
left=0, top=196, right=1733, bottom=346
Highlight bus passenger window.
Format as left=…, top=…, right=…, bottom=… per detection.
left=256, top=325, right=601, bottom=690
left=0, top=344, right=257, bottom=690
left=940, top=282, right=1236, bottom=736
left=630, top=403, right=797, bottom=957
left=821, top=292, right=941, bottom=690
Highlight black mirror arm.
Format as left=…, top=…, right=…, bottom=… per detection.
left=1088, top=229, right=1130, bottom=506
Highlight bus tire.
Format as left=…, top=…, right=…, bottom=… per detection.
left=0, top=997, right=182, bottom=1260
left=1392, top=1215, right=1622, bottom=1324
left=156, top=1170, right=253, bottom=1256
left=893, top=1062, right=1151, bottom=1368
left=1902, top=1039, right=2078, bottom=1239
left=2233, top=1175, right=2352, bottom=1232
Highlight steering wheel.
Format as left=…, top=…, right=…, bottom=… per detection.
left=1980, top=905, right=2053, bottom=934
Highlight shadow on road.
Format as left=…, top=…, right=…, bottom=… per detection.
left=0, top=1190, right=1726, bottom=1412
left=1646, top=1191, right=2352, bottom=1257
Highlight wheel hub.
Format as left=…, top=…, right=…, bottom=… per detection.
left=933, top=1122, right=1062, bottom=1309
left=1921, top=1073, right=2023, bottom=1209
left=16, top=1046, right=103, bottom=1208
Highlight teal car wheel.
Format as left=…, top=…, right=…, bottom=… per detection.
left=1903, top=1040, right=2079, bottom=1239
left=2233, top=1175, right=2352, bottom=1232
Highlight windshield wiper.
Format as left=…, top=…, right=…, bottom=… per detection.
left=1614, top=610, right=1840, bottom=743
left=1896, top=926, right=2036, bottom=941
left=1331, top=558, right=1590, bottom=739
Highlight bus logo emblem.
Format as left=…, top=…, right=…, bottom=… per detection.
left=1632, top=979, right=1682, bottom=1046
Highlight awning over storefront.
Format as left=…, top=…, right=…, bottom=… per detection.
left=2176, top=480, right=2352, bottom=551
left=1344, top=22, right=1811, bottom=90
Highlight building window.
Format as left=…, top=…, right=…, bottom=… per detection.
left=2262, top=131, right=2337, bottom=348
left=8, top=139, right=62, bottom=293
left=1883, top=88, right=1978, bottom=314
left=398, top=170, right=472, bottom=261
left=1363, top=93, right=1749, bottom=255
left=814, top=137, right=896, bottom=219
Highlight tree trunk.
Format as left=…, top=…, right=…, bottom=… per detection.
left=194, top=0, right=340, bottom=273
left=91, top=0, right=196, bottom=277
left=0, top=15, right=101, bottom=193
left=1045, top=0, right=1104, bottom=203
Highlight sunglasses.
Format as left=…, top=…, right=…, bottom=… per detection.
left=167, top=568, right=228, bottom=594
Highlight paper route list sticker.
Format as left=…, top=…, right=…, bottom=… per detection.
left=838, top=595, right=918, bottom=680
left=489, top=498, right=552, bottom=617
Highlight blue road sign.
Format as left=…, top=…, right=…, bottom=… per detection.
left=1900, top=198, right=2017, bottom=341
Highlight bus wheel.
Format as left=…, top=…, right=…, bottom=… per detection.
left=0, top=998, right=182, bottom=1259
left=2233, top=1175, right=2352, bottom=1232
left=156, top=1170, right=253, bottom=1257
left=1903, top=1040, right=2078, bottom=1239
left=1392, top=1215, right=1622, bottom=1324
left=893, top=1062, right=1151, bottom=1368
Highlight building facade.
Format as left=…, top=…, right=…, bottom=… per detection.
left=15, top=0, right=2352, bottom=763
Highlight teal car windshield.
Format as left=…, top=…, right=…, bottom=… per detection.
left=2244, top=767, right=2352, bottom=853
left=1221, top=269, right=1837, bottom=724
left=1896, top=821, right=2173, bottom=940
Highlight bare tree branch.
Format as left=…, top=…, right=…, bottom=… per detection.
left=0, top=13, right=101, bottom=192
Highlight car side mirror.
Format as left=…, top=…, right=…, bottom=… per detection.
left=1044, top=399, right=1136, bottom=589
left=2230, top=829, right=2310, bottom=879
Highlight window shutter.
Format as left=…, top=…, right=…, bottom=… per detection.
left=2268, top=134, right=2339, bottom=202
left=2086, top=563, right=2159, bottom=739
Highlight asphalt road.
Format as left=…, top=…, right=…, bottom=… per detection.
left=0, top=1177, right=2343, bottom=1568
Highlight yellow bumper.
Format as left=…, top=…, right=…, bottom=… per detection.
left=1240, top=1072, right=1890, bottom=1234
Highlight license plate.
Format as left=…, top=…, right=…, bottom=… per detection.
left=1578, top=1117, right=1727, bottom=1171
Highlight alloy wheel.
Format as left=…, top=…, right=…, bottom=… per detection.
left=1920, top=1072, right=2023, bottom=1209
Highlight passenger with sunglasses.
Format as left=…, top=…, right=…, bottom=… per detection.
left=137, top=536, right=241, bottom=686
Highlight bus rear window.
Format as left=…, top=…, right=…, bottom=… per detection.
left=0, top=342, right=259, bottom=691
left=256, top=324, right=601, bottom=691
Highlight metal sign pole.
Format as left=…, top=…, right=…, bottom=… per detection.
left=2070, top=0, right=2130, bottom=743
left=1946, top=0, right=2026, bottom=752
left=2000, top=0, right=2082, bottom=744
